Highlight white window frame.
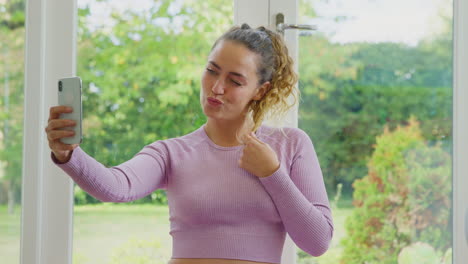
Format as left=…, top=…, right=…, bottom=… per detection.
left=20, top=0, right=467, bottom=263
left=453, top=0, right=468, bottom=262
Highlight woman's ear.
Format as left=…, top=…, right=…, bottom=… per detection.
left=253, top=82, right=270, bottom=101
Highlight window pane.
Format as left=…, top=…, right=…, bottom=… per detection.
left=75, top=0, right=233, bottom=263
left=298, top=0, right=453, bottom=263
left=0, top=0, right=25, bottom=263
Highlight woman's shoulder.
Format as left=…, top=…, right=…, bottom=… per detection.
left=145, top=126, right=205, bottom=149
left=259, top=125, right=310, bottom=145
left=260, top=124, right=307, bottom=136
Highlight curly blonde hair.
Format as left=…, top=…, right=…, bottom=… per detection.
left=210, top=23, right=300, bottom=135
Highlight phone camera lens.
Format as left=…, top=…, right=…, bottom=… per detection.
left=59, top=81, right=62, bottom=91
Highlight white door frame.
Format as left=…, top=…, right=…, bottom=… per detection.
left=21, top=0, right=77, bottom=263
left=21, top=0, right=467, bottom=263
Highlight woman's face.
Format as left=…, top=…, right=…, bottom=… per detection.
left=200, top=40, right=269, bottom=122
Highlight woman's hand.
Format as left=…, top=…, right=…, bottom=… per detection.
left=45, top=106, right=80, bottom=163
left=238, top=132, right=280, bottom=178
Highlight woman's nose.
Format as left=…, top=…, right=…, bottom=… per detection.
left=212, top=79, right=225, bottom=95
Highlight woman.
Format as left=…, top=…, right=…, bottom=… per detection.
left=45, top=24, right=334, bottom=264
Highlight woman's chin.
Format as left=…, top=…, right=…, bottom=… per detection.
left=202, top=105, right=218, bottom=117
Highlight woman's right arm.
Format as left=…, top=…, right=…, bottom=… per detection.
left=45, top=106, right=169, bottom=203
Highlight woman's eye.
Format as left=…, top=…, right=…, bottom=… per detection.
left=231, top=80, right=241, bottom=86
left=206, top=68, right=241, bottom=86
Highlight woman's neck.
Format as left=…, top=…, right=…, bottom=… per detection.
left=204, top=118, right=255, bottom=147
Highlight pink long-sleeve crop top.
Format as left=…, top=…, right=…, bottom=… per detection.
left=51, top=124, right=334, bottom=264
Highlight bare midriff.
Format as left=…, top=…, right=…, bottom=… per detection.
left=168, top=258, right=276, bottom=264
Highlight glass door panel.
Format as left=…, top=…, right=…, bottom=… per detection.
left=298, top=0, right=453, bottom=263
left=0, top=0, right=25, bottom=263
left=74, top=0, right=233, bottom=263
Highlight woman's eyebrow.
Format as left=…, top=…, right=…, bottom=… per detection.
left=209, top=61, right=247, bottom=80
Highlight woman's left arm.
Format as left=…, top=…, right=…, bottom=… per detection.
left=257, top=129, right=334, bottom=257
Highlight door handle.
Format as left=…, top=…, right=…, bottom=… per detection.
left=276, top=13, right=317, bottom=35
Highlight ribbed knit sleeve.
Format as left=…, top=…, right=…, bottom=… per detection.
left=258, top=128, right=334, bottom=256
left=51, top=142, right=169, bottom=203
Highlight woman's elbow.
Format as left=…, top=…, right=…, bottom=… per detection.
left=310, top=242, right=331, bottom=257
left=309, top=227, right=334, bottom=257
left=308, top=238, right=332, bottom=257
left=91, top=192, right=131, bottom=203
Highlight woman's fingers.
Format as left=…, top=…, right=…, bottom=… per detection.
left=243, top=133, right=262, bottom=146
left=49, top=106, right=73, bottom=121
left=46, top=119, right=76, bottom=131
left=47, top=130, right=75, bottom=141
left=249, top=132, right=263, bottom=144
left=45, top=106, right=78, bottom=160
left=49, top=140, right=76, bottom=151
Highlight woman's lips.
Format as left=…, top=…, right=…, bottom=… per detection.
left=208, top=97, right=223, bottom=106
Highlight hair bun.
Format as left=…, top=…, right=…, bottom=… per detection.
left=241, top=23, right=251, bottom=30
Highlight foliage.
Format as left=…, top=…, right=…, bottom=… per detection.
left=341, top=117, right=451, bottom=264
left=298, top=35, right=452, bottom=195
left=0, top=0, right=25, bottom=30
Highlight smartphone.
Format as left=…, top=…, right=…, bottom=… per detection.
left=58, top=77, right=82, bottom=144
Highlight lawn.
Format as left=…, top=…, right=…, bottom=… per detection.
left=0, top=205, right=21, bottom=264
left=0, top=202, right=352, bottom=264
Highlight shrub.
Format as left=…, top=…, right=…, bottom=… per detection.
left=341, top=116, right=451, bottom=264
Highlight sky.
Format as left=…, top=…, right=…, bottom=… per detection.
left=308, top=0, right=451, bottom=46
left=78, top=0, right=451, bottom=47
